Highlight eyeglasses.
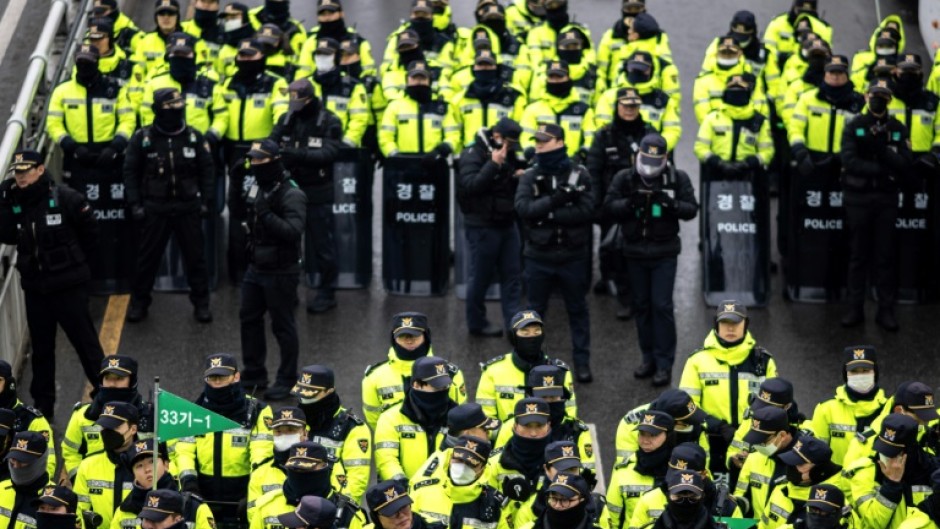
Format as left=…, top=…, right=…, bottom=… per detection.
left=548, top=494, right=582, bottom=509
left=669, top=494, right=703, bottom=504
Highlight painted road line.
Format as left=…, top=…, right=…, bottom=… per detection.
left=587, top=422, right=606, bottom=494
left=81, top=294, right=130, bottom=401
left=0, top=0, right=27, bottom=63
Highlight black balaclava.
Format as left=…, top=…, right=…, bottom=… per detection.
left=469, top=68, right=500, bottom=97
left=265, top=0, right=290, bottom=24
left=392, top=333, right=431, bottom=361
left=284, top=467, right=332, bottom=504
left=399, top=47, right=425, bottom=68
left=408, top=388, right=451, bottom=423
left=512, top=331, right=545, bottom=370
left=168, top=55, right=197, bottom=85
left=341, top=60, right=363, bottom=79
left=318, top=16, right=346, bottom=40
left=252, top=160, right=285, bottom=189
left=235, top=57, right=266, bottom=81
left=544, top=5, right=569, bottom=31
left=545, top=499, right=587, bottom=528
left=635, top=437, right=674, bottom=477
left=405, top=83, right=433, bottom=104
left=76, top=59, right=100, bottom=87
left=666, top=497, right=708, bottom=526
left=153, top=105, right=186, bottom=135
left=507, top=432, right=550, bottom=474
left=547, top=401, right=566, bottom=426
left=300, top=392, right=341, bottom=432
left=546, top=78, right=573, bottom=98
left=36, top=513, right=78, bottom=529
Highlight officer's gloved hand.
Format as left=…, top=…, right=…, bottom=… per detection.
left=131, top=204, right=146, bottom=221
left=720, top=161, right=747, bottom=179
left=744, top=155, right=761, bottom=172
left=791, top=145, right=814, bottom=177
left=704, top=415, right=736, bottom=442
left=60, top=137, right=78, bottom=158
left=205, top=131, right=220, bottom=151
left=655, top=190, right=676, bottom=209
left=74, top=146, right=95, bottom=164
left=502, top=477, right=533, bottom=501
left=280, top=147, right=303, bottom=165
left=97, top=147, right=118, bottom=168
left=523, top=147, right=536, bottom=165
left=550, top=184, right=577, bottom=208
left=180, top=476, right=200, bottom=495
left=582, top=469, right=598, bottom=491
left=705, top=155, right=722, bottom=172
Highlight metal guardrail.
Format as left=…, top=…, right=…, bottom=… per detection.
left=0, top=0, right=90, bottom=370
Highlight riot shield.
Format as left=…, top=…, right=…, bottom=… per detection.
left=383, top=155, right=450, bottom=296
left=331, top=147, right=373, bottom=289
left=453, top=208, right=500, bottom=300
left=895, top=163, right=935, bottom=303
left=700, top=164, right=770, bottom=307
left=783, top=159, right=847, bottom=302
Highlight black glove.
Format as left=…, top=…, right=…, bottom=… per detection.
left=433, top=143, right=452, bottom=158
left=550, top=184, right=579, bottom=207
left=744, top=155, right=761, bottom=171
left=720, top=161, right=747, bottom=179
left=582, top=469, right=598, bottom=492
left=131, top=204, right=145, bottom=221
left=205, top=131, right=220, bottom=151
left=280, top=147, right=303, bottom=165
left=180, top=476, right=200, bottom=495
left=501, top=477, right=533, bottom=501
left=523, top=147, right=536, bottom=164
left=97, top=147, right=118, bottom=168
left=109, top=135, right=128, bottom=154
left=74, top=146, right=94, bottom=164
left=704, top=415, right=735, bottom=442
left=655, top=190, right=677, bottom=209
left=705, top=155, right=722, bottom=170
left=719, top=422, right=736, bottom=443
left=60, top=137, right=78, bottom=157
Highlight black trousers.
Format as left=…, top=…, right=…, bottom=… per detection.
left=303, top=202, right=338, bottom=291
left=626, top=256, right=678, bottom=371
left=24, top=284, right=104, bottom=412
left=524, top=256, right=591, bottom=366
left=239, top=267, right=299, bottom=388
left=845, top=192, right=898, bottom=308
left=132, top=210, right=209, bottom=307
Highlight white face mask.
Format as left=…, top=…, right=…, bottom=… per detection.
left=449, top=461, right=478, bottom=486
left=315, top=54, right=335, bottom=72
left=876, top=47, right=896, bottom=57
left=224, top=19, right=244, bottom=32
left=754, top=436, right=779, bottom=457
left=274, top=433, right=302, bottom=452
left=846, top=373, right=876, bottom=393
left=717, top=56, right=739, bottom=67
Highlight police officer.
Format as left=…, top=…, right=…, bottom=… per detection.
left=132, top=1, right=202, bottom=79
left=764, top=436, right=846, bottom=529
left=844, top=414, right=938, bottom=529
left=898, top=469, right=940, bottom=529
left=597, top=1, right=673, bottom=92
left=528, top=29, right=595, bottom=104
left=524, top=0, right=591, bottom=67
left=452, top=50, right=527, bottom=146
left=411, top=436, right=504, bottom=529
left=303, top=38, right=370, bottom=150
left=608, top=411, right=675, bottom=528
left=235, top=140, right=307, bottom=398
left=181, top=0, right=223, bottom=70
left=733, top=406, right=799, bottom=520
left=274, top=496, right=338, bottom=529
left=0, top=432, right=51, bottom=529
left=61, top=355, right=151, bottom=479
left=0, top=150, right=104, bottom=419
left=379, top=60, right=460, bottom=160
left=457, top=117, right=524, bottom=336
left=290, top=365, right=371, bottom=500
left=519, top=61, right=595, bottom=159
left=90, top=0, right=140, bottom=51
left=595, top=51, right=681, bottom=129
left=73, top=402, right=139, bottom=529
left=701, top=11, right=775, bottom=82
left=515, top=123, right=595, bottom=383
left=365, top=480, right=444, bottom=529
left=246, top=406, right=307, bottom=514
left=297, top=0, right=375, bottom=83
left=0, top=410, right=17, bottom=480
left=780, top=484, right=856, bottom=529
left=839, top=80, right=912, bottom=330
left=33, top=485, right=80, bottom=529
left=693, top=38, right=758, bottom=124
left=520, top=472, right=603, bottom=529
left=0, top=362, right=54, bottom=478
left=678, top=301, right=777, bottom=474
left=604, top=133, right=697, bottom=387
left=269, top=78, right=343, bottom=315
left=504, top=440, right=594, bottom=529
left=137, top=489, right=214, bottom=529
left=726, top=378, right=808, bottom=475
left=374, top=357, right=458, bottom=483
left=763, top=1, right=832, bottom=72
left=505, top=0, right=543, bottom=41
left=174, top=353, right=274, bottom=526
left=215, top=3, right=256, bottom=77
left=248, top=0, right=307, bottom=58
left=648, top=470, right=724, bottom=529
left=362, top=312, right=468, bottom=430
left=381, top=30, right=445, bottom=100
left=849, top=18, right=904, bottom=91
left=123, top=87, right=214, bottom=323
left=84, top=18, right=135, bottom=88
left=409, top=403, right=499, bottom=478
left=810, top=346, right=887, bottom=467
left=382, top=1, right=456, bottom=77
left=250, top=441, right=366, bottom=529
left=615, top=390, right=710, bottom=468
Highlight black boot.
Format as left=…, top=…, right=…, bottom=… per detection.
left=875, top=307, right=899, bottom=332
left=840, top=305, right=864, bottom=328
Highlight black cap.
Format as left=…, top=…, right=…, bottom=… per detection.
left=545, top=441, right=581, bottom=471
left=533, top=123, right=565, bottom=142
left=291, top=365, right=334, bottom=399
left=452, top=435, right=492, bottom=466
left=527, top=365, right=566, bottom=399
left=874, top=413, right=918, bottom=457
left=87, top=18, right=114, bottom=40
left=96, top=401, right=140, bottom=430
left=875, top=30, right=898, bottom=48
left=807, top=484, right=844, bottom=513
left=639, top=133, right=667, bottom=158
left=478, top=3, right=504, bottom=21
left=752, top=378, right=794, bottom=411
left=474, top=49, right=497, bottom=66
left=153, top=87, right=184, bottom=110
left=715, top=300, right=747, bottom=323
left=92, top=0, right=118, bottom=14
left=636, top=410, right=675, bottom=434
left=411, top=357, right=453, bottom=390
left=100, top=355, right=138, bottom=378
left=237, top=38, right=264, bottom=56
left=6, top=431, right=48, bottom=463
left=0, top=361, right=10, bottom=381
left=546, top=60, right=569, bottom=76
left=247, top=139, right=281, bottom=160
left=153, top=0, right=179, bottom=14
left=825, top=55, right=850, bottom=73
left=631, top=13, right=659, bottom=39
left=392, top=312, right=428, bottom=337
left=204, top=353, right=238, bottom=377
left=493, top=117, right=522, bottom=142
left=514, top=397, right=550, bottom=425
left=726, top=73, right=755, bottom=91
left=778, top=435, right=832, bottom=466
left=448, top=403, right=500, bottom=433
left=844, top=346, right=876, bottom=369
left=33, top=486, right=78, bottom=512
left=652, top=389, right=707, bottom=425
left=717, top=36, right=741, bottom=53
left=75, top=44, right=100, bottom=62
left=165, top=32, right=196, bottom=56
left=256, top=23, right=283, bottom=46
left=272, top=407, right=307, bottom=429
left=411, top=0, right=433, bottom=15
left=743, top=406, right=789, bottom=445
left=730, top=10, right=757, bottom=36
left=898, top=53, right=923, bottom=72
left=666, top=469, right=705, bottom=495
left=895, top=382, right=939, bottom=422
left=669, top=443, right=707, bottom=472
left=803, top=38, right=830, bottom=56
left=317, top=0, right=342, bottom=13
left=0, top=409, right=15, bottom=436
left=9, top=150, right=42, bottom=172
left=285, top=441, right=330, bottom=471
left=397, top=29, right=420, bottom=51
left=315, top=37, right=340, bottom=55
left=128, top=439, right=170, bottom=465
left=557, top=30, right=582, bottom=48
left=278, top=496, right=337, bottom=529
left=626, top=51, right=653, bottom=72
left=622, top=0, right=646, bottom=13
left=366, top=481, right=413, bottom=517
left=617, top=87, right=642, bottom=105
left=472, top=29, right=493, bottom=50
left=139, top=490, right=183, bottom=521
left=547, top=472, right=590, bottom=499
left=510, top=310, right=543, bottom=330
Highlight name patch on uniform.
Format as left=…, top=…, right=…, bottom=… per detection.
left=231, top=435, right=248, bottom=447
left=308, top=137, right=323, bottom=148
left=46, top=214, right=62, bottom=226
left=705, top=380, right=719, bottom=386
left=402, top=433, right=415, bottom=439
left=183, top=147, right=196, bottom=158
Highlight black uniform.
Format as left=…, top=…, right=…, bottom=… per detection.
left=840, top=108, right=912, bottom=320
left=456, top=129, right=524, bottom=333
left=269, top=93, right=343, bottom=308
left=123, top=124, right=214, bottom=315
left=239, top=155, right=307, bottom=392
left=0, top=172, right=104, bottom=415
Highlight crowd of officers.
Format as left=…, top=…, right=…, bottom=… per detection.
left=0, top=303, right=937, bottom=529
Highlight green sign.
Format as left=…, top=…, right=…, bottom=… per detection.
left=718, top=518, right=758, bottom=529
left=156, top=390, right=241, bottom=441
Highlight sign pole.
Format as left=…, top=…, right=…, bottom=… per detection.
left=152, top=376, right=160, bottom=491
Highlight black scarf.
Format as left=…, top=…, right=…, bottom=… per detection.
left=300, top=393, right=341, bottom=433
left=196, top=383, right=248, bottom=422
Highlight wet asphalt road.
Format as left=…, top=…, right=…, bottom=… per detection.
left=8, top=0, right=940, bottom=485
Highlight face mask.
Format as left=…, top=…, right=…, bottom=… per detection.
left=875, top=47, right=896, bottom=57
left=341, top=61, right=363, bottom=79
left=449, top=461, right=478, bottom=486
left=820, top=81, right=852, bottom=102
left=154, top=106, right=186, bottom=134
left=224, top=18, right=244, bottom=32
left=318, top=18, right=346, bottom=39
left=96, top=386, right=137, bottom=404
left=536, top=146, right=571, bottom=174
left=483, top=19, right=507, bottom=35
left=627, top=69, right=651, bottom=85
left=471, top=69, right=499, bottom=94
left=867, top=96, right=888, bottom=115
left=236, top=59, right=264, bottom=78
left=285, top=467, right=332, bottom=499
left=806, top=512, right=842, bottom=529
left=101, top=428, right=129, bottom=452
left=392, top=338, right=430, bottom=361
left=717, top=56, right=740, bottom=68
left=411, top=18, right=433, bottom=38
left=667, top=498, right=704, bottom=523
left=558, top=49, right=582, bottom=65
left=193, top=8, right=217, bottom=29
left=299, top=392, right=341, bottom=432
left=274, top=433, right=302, bottom=452
left=399, top=48, right=425, bottom=67
left=544, top=8, right=568, bottom=30
left=514, top=334, right=545, bottom=364
left=722, top=89, right=750, bottom=107
left=546, top=499, right=587, bottom=528
left=846, top=373, right=876, bottom=393
left=636, top=153, right=667, bottom=179
left=738, top=38, right=753, bottom=48
left=75, top=60, right=99, bottom=86
left=266, top=1, right=290, bottom=22
left=36, top=513, right=78, bottom=529
left=405, top=84, right=433, bottom=103
left=252, top=161, right=283, bottom=187
left=9, top=452, right=48, bottom=486
left=546, top=79, right=573, bottom=98
left=895, top=73, right=922, bottom=93
left=204, top=383, right=238, bottom=403
left=548, top=401, right=566, bottom=426
left=315, top=54, right=335, bottom=72
left=754, top=438, right=779, bottom=457
left=168, top=56, right=197, bottom=84
left=410, top=388, right=450, bottom=421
